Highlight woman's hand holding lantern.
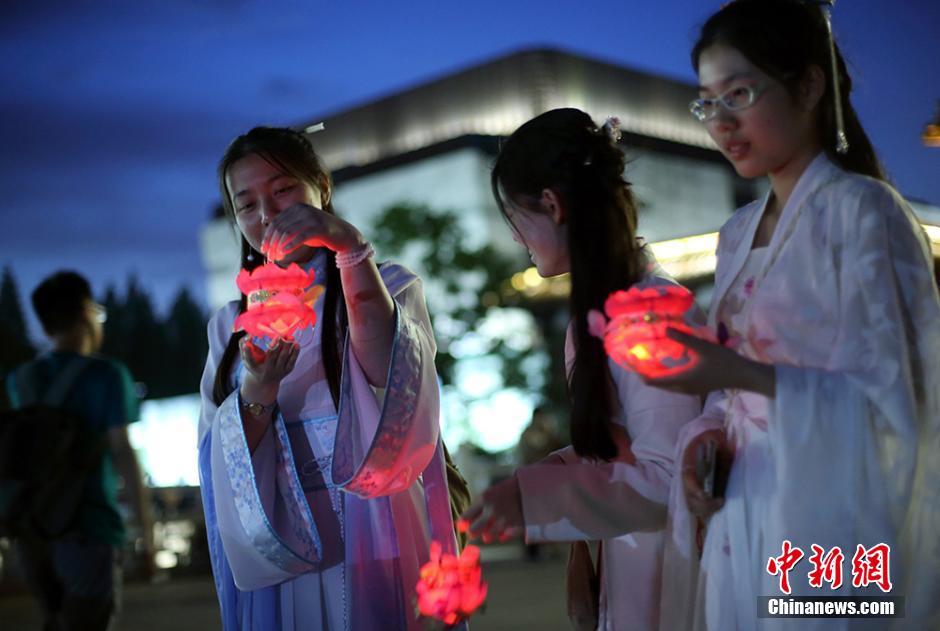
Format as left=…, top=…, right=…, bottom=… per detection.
left=588, top=284, right=775, bottom=397
left=588, top=285, right=705, bottom=379
left=261, top=203, right=364, bottom=263
left=645, top=328, right=776, bottom=397
left=239, top=337, right=299, bottom=394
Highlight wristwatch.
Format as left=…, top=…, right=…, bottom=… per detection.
left=241, top=398, right=278, bottom=417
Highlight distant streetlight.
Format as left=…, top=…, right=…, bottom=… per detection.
left=924, top=101, right=940, bottom=147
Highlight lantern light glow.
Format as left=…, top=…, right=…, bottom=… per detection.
left=233, top=262, right=323, bottom=341
left=591, top=284, right=705, bottom=379
left=415, top=540, right=488, bottom=628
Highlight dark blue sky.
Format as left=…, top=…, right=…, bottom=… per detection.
left=2, top=0, right=938, bottom=340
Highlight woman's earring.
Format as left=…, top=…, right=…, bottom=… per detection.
left=246, top=251, right=255, bottom=262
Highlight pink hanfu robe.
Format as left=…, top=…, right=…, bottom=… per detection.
left=197, top=253, right=458, bottom=630
left=661, top=154, right=940, bottom=630
left=516, top=271, right=703, bottom=631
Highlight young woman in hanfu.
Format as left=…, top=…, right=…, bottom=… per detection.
left=461, top=108, right=703, bottom=631
left=651, top=1, right=940, bottom=629
left=198, top=126, right=461, bottom=630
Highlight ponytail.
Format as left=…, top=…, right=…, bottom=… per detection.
left=492, top=108, right=644, bottom=461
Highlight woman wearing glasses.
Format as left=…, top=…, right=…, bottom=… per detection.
left=651, top=1, right=940, bottom=628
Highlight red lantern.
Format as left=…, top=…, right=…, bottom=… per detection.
left=416, top=540, right=488, bottom=628
left=592, top=285, right=702, bottom=379
left=233, top=263, right=323, bottom=341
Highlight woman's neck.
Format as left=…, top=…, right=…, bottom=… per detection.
left=768, top=146, right=823, bottom=211
left=53, top=334, right=94, bottom=355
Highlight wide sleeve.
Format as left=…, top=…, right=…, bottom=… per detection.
left=331, top=263, right=440, bottom=499
left=764, top=182, right=940, bottom=624
left=516, top=315, right=702, bottom=542
left=197, top=303, right=321, bottom=592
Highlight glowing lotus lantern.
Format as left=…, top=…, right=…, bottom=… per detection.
left=233, top=263, right=323, bottom=341
left=589, top=285, right=702, bottom=379
left=415, top=540, right=488, bottom=628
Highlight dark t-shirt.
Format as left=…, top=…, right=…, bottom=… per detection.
left=6, top=352, right=139, bottom=545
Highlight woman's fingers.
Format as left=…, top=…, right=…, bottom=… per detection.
left=497, top=525, right=524, bottom=543
left=682, top=466, right=704, bottom=498
left=238, top=338, right=301, bottom=382
left=469, top=509, right=494, bottom=537
left=464, top=500, right=498, bottom=540
left=276, top=342, right=300, bottom=373
left=267, top=340, right=297, bottom=373
left=665, top=327, right=714, bottom=353
left=682, top=430, right=728, bottom=519
left=240, top=337, right=265, bottom=369
left=462, top=503, right=523, bottom=543
left=271, top=229, right=296, bottom=261
left=689, top=494, right=724, bottom=520
left=683, top=466, right=718, bottom=517
left=262, top=223, right=296, bottom=258
left=460, top=502, right=484, bottom=524
left=261, top=228, right=279, bottom=256
left=263, top=206, right=323, bottom=259
left=280, top=231, right=321, bottom=257
left=267, top=342, right=286, bottom=371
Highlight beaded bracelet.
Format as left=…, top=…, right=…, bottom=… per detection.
left=335, top=242, right=375, bottom=268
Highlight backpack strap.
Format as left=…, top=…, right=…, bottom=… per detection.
left=12, top=362, right=40, bottom=405
left=15, top=356, right=93, bottom=408
left=42, top=357, right=93, bottom=407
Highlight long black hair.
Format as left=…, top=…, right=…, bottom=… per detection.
left=213, top=126, right=348, bottom=408
left=693, top=0, right=885, bottom=181
left=491, top=108, right=645, bottom=461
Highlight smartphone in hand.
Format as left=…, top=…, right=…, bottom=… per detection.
left=696, top=440, right=730, bottom=499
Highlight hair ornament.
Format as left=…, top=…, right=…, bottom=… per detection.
left=813, top=0, right=849, bottom=153
left=602, top=116, right=623, bottom=143
left=304, top=122, right=326, bottom=135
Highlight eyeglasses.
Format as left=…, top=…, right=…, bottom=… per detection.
left=89, top=302, right=107, bottom=324
left=689, top=84, right=771, bottom=122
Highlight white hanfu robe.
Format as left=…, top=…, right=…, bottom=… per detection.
left=516, top=272, right=703, bottom=631
left=661, top=153, right=940, bottom=630
left=197, top=251, right=459, bottom=631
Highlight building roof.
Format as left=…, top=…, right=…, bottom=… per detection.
left=298, top=47, right=713, bottom=173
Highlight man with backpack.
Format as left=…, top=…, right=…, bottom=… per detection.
left=2, top=271, right=154, bottom=631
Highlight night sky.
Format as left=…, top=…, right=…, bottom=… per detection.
left=2, top=0, right=938, bottom=342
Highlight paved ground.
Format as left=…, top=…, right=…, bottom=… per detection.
left=0, top=550, right=570, bottom=630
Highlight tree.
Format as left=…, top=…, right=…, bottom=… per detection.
left=0, top=266, right=36, bottom=375
left=164, top=287, right=209, bottom=397
left=370, top=203, right=553, bottom=447
left=101, top=277, right=207, bottom=399
left=100, top=285, right=129, bottom=363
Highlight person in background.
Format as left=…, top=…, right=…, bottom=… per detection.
left=515, top=404, right=566, bottom=468
left=515, top=405, right=566, bottom=561
left=6, top=270, right=154, bottom=631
